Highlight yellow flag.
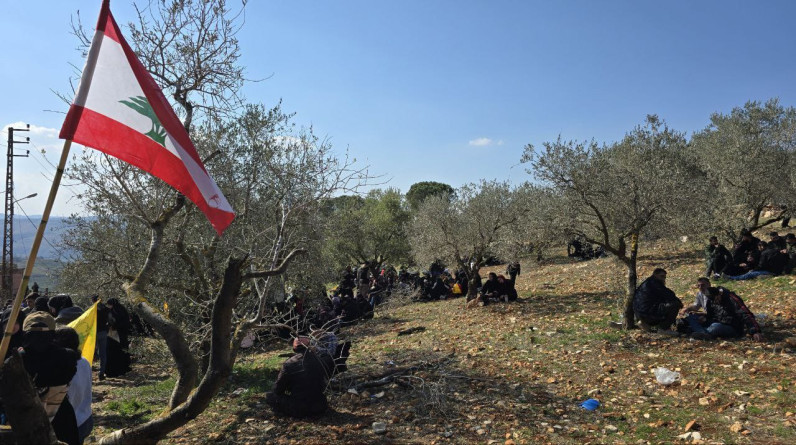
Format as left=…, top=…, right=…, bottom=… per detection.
left=68, top=301, right=98, bottom=365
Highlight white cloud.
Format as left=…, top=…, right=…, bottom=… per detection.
left=4, top=122, right=59, bottom=139
left=468, top=137, right=504, bottom=147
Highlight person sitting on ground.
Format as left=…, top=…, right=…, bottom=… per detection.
left=684, top=281, right=762, bottom=341
left=725, top=241, right=787, bottom=280
left=632, top=268, right=683, bottom=333
left=680, top=276, right=711, bottom=316
left=730, top=229, right=760, bottom=266
left=782, top=233, right=796, bottom=274
left=479, top=272, right=501, bottom=306
left=265, top=336, right=335, bottom=418
left=768, top=231, right=786, bottom=250
left=704, top=236, right=732, bottom=278
left=429, top=275, right=450, bottom=300
left=497, top=274, right=518, bottom=302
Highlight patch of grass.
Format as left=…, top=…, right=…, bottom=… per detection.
left=106, top=399, right=150, bottom=418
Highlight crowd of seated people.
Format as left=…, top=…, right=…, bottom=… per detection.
left=706, top=229, right=795, bottom=280
left=567, top=236, right=606, bottom=261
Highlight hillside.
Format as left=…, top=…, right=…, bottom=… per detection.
left=3, top=215, right=72, bottom=290
left=89, top=240, right=795, bottom=444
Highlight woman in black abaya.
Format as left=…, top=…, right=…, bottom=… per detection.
left=104, top=298, right=131, bottom=377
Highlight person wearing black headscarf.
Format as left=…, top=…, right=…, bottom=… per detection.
left=104, top=298, right=131, bottom=377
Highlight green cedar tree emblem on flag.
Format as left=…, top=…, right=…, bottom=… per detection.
left=119, top=96, right=167, bottom=147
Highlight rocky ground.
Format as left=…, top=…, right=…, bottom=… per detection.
left=90, top=241, right=795, bottom=444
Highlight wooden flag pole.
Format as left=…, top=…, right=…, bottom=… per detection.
left=0, top=139, right=73, bottom=365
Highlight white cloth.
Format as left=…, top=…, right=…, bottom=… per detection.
left=68, top=357, right=93, bottom=427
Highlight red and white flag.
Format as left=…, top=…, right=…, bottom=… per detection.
left=60, top=0, right=235, bottom=235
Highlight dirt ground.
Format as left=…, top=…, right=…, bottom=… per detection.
left=90, top=243, right=796, bottom=444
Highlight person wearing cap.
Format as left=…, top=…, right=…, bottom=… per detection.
left=22, top=291, right=40, bottom=315
left=19, top=311, right=80, bottom=442
left=265, top=336, right=335, bottom=418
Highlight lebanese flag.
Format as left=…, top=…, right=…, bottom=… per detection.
left=60, top=0, right=235, bottom=235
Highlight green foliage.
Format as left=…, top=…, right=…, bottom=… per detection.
left=409, top=180, right=530, bottom=279
left=689, top=99, right=796, bottom=241
left=405, top=181, right=455, bottom=211
left=323, top=188, right=411, bottom=271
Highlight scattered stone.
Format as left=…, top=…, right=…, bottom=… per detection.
left=729, top=421, right=744, bottom=433
left=372, top=422, right=387, bottom=435
left=605, top=425, right=618, bottom=432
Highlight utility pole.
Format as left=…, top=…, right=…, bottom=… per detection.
left=2, top=124, right=30, bottom=302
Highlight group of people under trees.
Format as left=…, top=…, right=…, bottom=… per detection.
left=633, top=229, right=796, bottom=340
left=403, top=260, right=522, bottom=306
left=633, top=268, right=764, bottom=341
left=705, top=230, right=796, bottom=280
left=0, top=291, right=138, bottom=444
left=265, top=258, right=526, bottom=419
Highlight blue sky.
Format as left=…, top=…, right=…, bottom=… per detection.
left=2, top=0, right=796, bottom=217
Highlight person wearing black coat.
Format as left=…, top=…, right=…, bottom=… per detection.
left=686, top=284, right=763, bottom=341
left=479, top=272, right=501, bottom=306
left=725, top=241, right=787, bottom=280
left=731, top=230, right=760, bottom=266
left=632, top=268, right=683, bottom=332
left=104, top=298, right=132, bottom=377
left=265, top=337, right=335, bottom=418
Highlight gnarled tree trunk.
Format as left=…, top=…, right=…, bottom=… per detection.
left=100, top=257, right=245, bottom=445
left=0, top=352, right=59, bottom=444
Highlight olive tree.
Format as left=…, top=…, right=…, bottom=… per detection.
left=524, top=116, right=702, bottom=329
left=323, top=188, right=412, bottom=275
left=408, top=180, right=530, bottom=298
left=56, top=1, right=367, bottom=443
left=689, top=99, right=796, bottom=242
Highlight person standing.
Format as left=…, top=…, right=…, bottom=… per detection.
left=105, top=298, right=131, bottom=377
left=506, top=261, right=521, bottom=285
left=91, top=295, right=110, bottom=381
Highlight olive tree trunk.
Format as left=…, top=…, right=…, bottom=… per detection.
left=622, top=233, right=639, bottom=330
left=99, top=257, right=245, bottom=445
left=0, top=352, right=59, bottom=444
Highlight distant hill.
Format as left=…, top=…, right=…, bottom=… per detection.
left=5, top=215, right=72, bottom=261
left=2, top=215, right=73, bottom=290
